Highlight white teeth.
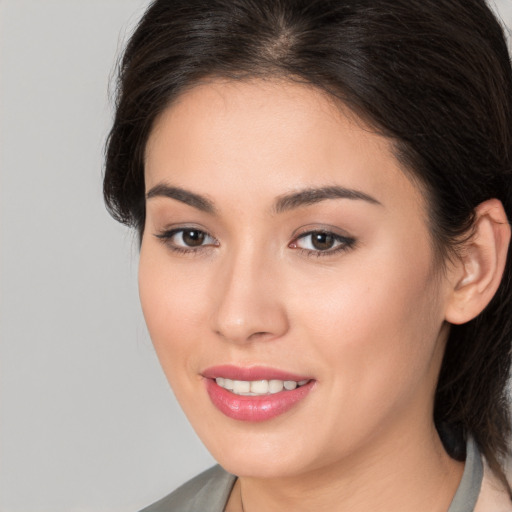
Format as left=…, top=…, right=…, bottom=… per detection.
left=215, top=378, right=309, bottom=396
left=232, top=380, right=251, bottom=394
left=284, top=380, right=297, bottom=390
left=269, top=379, right=284, bottom=394
left=250, top=380, right=269, bottom=394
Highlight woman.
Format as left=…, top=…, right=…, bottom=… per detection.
left=104, top=0, right=512, bottom=510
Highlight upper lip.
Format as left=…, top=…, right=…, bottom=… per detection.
left=202, top=365, right=312, bottom=382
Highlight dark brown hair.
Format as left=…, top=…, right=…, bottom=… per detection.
left=104, top=0, right=512, bottom=490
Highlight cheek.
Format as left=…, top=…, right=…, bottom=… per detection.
left=289, top=242, right=443, bottom=409
left=138, top=246, right=209, bottom=379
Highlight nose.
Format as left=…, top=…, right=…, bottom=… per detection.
left=211, top=250, right=289, bottom=344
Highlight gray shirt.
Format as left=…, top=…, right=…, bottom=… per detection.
left=140, top=436, right=483, bottom=512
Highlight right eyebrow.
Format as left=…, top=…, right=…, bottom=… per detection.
left=146, top=184, right=217, bottom=214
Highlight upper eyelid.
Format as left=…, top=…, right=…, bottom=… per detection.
left=155, top=227, right=218, bottom=246
left=155, top=226, right=355, bottom=251
left=156, top=227, right=349, bottom=239
left=293, top=228, right=354, bottom=241
left=296, top=229, right=344, bottom=237
left=291, top=229, right=357, bottom=253
left=156, top=226, right=214, bottom=238
left=291, top=222, right=352, bottom=237
left=293, top=231, right=354, bottom=244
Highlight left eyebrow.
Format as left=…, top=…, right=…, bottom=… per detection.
left=273, top=186, right=382, bottom=214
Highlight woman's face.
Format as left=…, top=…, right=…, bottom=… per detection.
left=140, top=79, right=453, bottom=478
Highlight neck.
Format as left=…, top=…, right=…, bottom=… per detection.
left=230, top=421, right=464, bottom=512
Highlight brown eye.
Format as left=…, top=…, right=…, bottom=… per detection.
left=311, top=232, right=335, bottom=251
left=291, top=230, right=356, bottom=256
left=182, top=229, right=205, bottom=247
left=155, top=227, right=218, bottom=251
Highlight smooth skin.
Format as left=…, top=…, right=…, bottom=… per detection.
left=139, top=79, right=510, bottom=512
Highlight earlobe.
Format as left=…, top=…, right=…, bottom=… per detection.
left=445, top=199, right=511, bottom=325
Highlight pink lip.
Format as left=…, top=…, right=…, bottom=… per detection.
left=202, top=365, right=315, bottom=422
left=202, top=365, right=310, bottom=382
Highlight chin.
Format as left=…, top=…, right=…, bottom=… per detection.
left=216, top=450, right=306, bottom=479
left=195, top=422, right=328, bottom=479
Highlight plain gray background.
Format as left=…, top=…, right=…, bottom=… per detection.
left=0, top=1, right=511, bottom=511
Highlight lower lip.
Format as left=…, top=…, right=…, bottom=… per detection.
left=205, top=379, right=315, bottom=422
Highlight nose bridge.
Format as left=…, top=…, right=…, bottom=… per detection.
left=211, top=241, right=288, bottom=344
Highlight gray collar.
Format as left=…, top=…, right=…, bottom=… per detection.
left=140, top=436, right=483, bottom=512
left=447, top=435, right=483, bottom=512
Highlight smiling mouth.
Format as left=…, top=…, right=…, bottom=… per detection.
left=204, top=368, right=316, bottom=421
left=215, top=377, right=310, bottom=396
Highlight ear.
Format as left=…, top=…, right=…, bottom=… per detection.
left=445, top=199, right=511, bottom=325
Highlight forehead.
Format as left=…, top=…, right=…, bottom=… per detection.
left=144, top=78, right=425, bottom=216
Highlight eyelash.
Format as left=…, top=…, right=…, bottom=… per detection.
left=155, top=228, right=218, bottom=255
left=154, top=228, right=356, bottom=257
left=290, top=230, right=356, bottom=257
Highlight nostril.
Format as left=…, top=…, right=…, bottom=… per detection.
left=214, top=329, right=270, bottom=343
left=248, top=331, right=272, bottom=341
